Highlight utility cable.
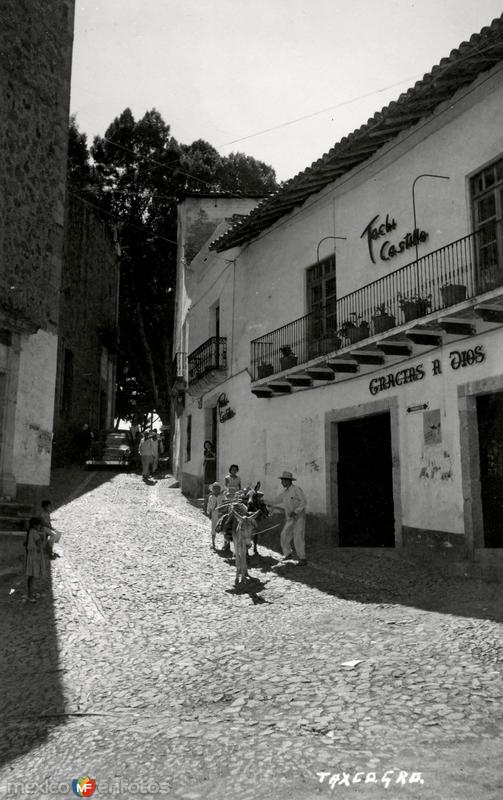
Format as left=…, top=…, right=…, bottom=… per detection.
left=216, top=73, right=424, bottom=149
left=228, top=57, right=503, bottom=252
left=68, top=190, right=178, bottom=246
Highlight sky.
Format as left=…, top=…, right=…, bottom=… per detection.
left=70, top=0, right=503, bottom=183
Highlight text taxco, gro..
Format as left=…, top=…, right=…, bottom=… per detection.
left=316, top=769, right=424, bottom=789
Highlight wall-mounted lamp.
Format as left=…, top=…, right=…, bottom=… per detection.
left=411, top=173, right=450, bottom=266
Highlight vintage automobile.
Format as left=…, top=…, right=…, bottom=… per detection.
left=85, top=429, right=133, bottom=469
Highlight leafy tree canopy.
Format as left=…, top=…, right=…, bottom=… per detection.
left=68, top=109, right=278, bottom=426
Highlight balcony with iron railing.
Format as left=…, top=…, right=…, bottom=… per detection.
left=250, top=221, right=503, bottom=391
left=188, top=336, right=227, bottom=394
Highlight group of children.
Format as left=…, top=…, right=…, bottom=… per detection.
left=24, top=500, right=62, bottom=603
left=205, top=464, right=271, bottom=586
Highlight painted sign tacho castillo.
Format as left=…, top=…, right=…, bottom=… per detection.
left=360, top=213, right=428, bottom=264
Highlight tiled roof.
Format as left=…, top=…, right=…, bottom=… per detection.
left=210, top=14, right=503, bottom=253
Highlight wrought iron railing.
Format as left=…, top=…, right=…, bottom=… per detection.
left=251, top=221, right=503, bottom=380
left=188, top=337, right=227, bottom=383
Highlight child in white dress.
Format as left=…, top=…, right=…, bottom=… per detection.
left=224, top=464, right=241, bottom=498
left=206, top=481, right=225, bottom=550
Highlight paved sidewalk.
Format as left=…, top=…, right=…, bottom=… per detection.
left=1, top=468, right=503, bottom=800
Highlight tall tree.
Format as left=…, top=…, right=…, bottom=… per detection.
left=71, top=109, right=278, bottom=425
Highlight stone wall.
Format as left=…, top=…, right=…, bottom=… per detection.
left=0, top=0, right=75, bottom=333
left=52, top=196, right=119, bottom=464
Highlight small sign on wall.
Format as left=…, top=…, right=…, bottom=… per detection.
left=37, top=429, right=52, bottom=455
left=423, top=409, right=441, bottom=446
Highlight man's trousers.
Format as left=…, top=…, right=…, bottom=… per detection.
left=280, top=515, right=306, bottom=559
left=141, top=454, right=154, bottom=477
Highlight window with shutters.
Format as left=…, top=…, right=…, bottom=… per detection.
left=470, top=157, right=503, bottom=291
left=306, top=255, right=337, bottom=338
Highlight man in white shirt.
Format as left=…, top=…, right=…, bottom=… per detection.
left=138, top=432, right=156, bottom=481
left=270, top=470, right=307, bottom=566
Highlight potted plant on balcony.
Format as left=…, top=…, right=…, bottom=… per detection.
left=398, top=293, right=432, bottom=323
left=339, top=314, right=369, bottom=344
left=440, top=282, right=467, bottom=307
left=279, top=345, right=298, bottom=370
left=257, top=361, right=274, bottom=379
left=320, top=331, right=342, bottom=354
left=371, top=303, right=396, bottom=334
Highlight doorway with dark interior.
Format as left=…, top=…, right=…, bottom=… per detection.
left=477, top=391, right=503, bottom=547
left=337, top=411, right=395, bottom=547
left=203, top=406, right=218, bottom=489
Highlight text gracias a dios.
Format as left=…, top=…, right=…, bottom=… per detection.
left=369, top=345, right=485, bottom=395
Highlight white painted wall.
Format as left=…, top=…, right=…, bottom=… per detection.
left=231, top=67, right=503, bottom=369
left=172, top=197, right=259, bottom=480
left=186, top=327, right=501, bottom=536
left=175, top=65, right=503, bottom=537
left=13, top=329, right=58, bottom=486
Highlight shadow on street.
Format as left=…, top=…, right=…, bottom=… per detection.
left=217, top=524, right=503, bottom=624
left=0, top=569, right=65, bottom=771
left=0, top=467, right=120, bottom=771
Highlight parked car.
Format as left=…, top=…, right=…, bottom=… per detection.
left=85, top=429, right=133, bottom=468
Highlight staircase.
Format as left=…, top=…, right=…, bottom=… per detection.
left=0, top=500, right=33, bottom=576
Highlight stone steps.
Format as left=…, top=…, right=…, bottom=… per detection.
left=0, top=501, right=33, bottom=516
left=0, top=516, right=31, bottom=531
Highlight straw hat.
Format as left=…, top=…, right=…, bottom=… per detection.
left=209, top=481, right=223, bottom=492
left=277, top=470, right=296, bottom=481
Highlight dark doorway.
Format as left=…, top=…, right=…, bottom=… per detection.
left=337, top=412, right=395, bottom=547
left=477, top=391, right=503, bottom=547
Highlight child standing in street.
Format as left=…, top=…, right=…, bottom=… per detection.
left=224, top=464, right=242, bottom=498
left=24, top=517, right=47, bottom=602
left=206, top=481, right=225, bottom=550
left=40, top=500, right=62, bottom=559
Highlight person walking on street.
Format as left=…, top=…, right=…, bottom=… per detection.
left=206, top=481, right=225, bottom=550
left=151, top=429, right=160, bottom=473
left=138, top=431, right=156, bottom=481
left=270, top=470, right=308, bottom=566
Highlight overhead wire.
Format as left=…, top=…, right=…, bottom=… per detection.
left=85, top=38, right=503, bottom=205
left=216, top=72, right=425, bottom=149
left=68, top=190, right=178, bottom=246
left=71, top=38, right=503, bottom=258
left=224, top=48, right=503, bottom=252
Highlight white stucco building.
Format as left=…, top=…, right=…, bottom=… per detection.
left=172, top=16, right=503, bottom=575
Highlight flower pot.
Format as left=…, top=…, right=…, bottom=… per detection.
left=257, top=363, right=274, bottom=379
left=280, top=355, right=298, bottom=370
left=320, top=335, right=341, bottom=354
left=441, top=284, right=467, bottom=307
left=346, top=325, right=369, bottom=344
left=372, top=313, right=396, bottom=334
left=401, top=300, right=429, bottom=323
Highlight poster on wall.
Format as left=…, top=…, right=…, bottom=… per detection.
left=423, top=409, right=441, bottom=446
left=37, top=429, right=52, bottom=454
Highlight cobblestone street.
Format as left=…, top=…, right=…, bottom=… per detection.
left=1, top=468, right=503, bottom=800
